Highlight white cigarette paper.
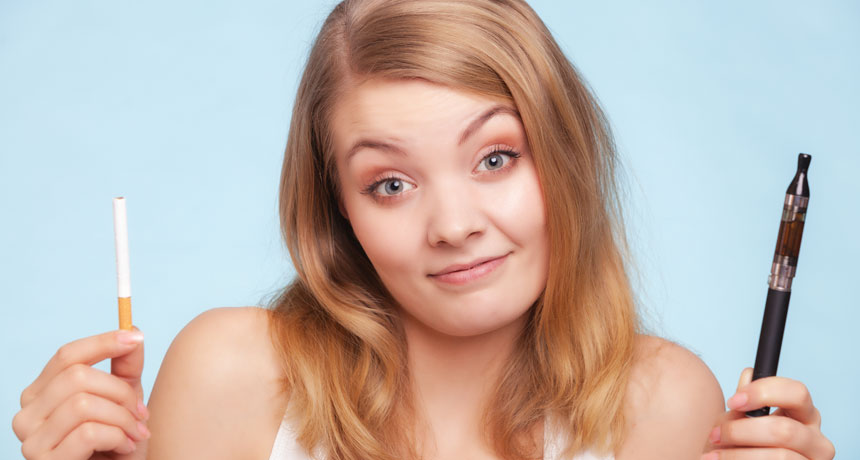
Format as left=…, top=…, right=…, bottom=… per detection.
left=113, top=197, right=131, bottom=298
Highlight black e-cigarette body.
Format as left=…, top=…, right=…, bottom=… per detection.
left=746, top=153, right=811, bottom=417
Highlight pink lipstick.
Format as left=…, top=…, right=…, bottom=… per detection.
left=429, top=253, right=509, bottom=285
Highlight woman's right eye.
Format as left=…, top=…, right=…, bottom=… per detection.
left=363, top=176, right=415, bottom=199
left=376, top=178, right=414, bottom=196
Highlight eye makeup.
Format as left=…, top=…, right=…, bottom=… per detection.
left=359, top=144, right=522, bottom=203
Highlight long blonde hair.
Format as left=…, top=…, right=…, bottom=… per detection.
left=267, top=1, right=641, bottom=459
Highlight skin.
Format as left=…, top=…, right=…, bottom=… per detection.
left=13, top=79, right=835, bottom=460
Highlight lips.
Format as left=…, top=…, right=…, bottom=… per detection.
left=429, top=254, right=508, bottom=276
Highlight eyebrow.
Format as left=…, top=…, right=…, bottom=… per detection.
left=344, top=104, right=520, bottom=162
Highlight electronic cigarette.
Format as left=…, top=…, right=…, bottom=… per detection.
left=746, top=153, right=811, bottom=417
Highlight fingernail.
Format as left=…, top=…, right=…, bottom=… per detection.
left=137, top=421, right=151, bottom=439
left=708, top=426, right=720, bottom=444
left=701, top=453, right=718, bottom=460
left=727, top=392, right=748, bottom=410
left=117, top=330, right=144, bottom=345
left=138, top=400, right=149, bottom=420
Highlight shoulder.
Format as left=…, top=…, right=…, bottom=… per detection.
left=615, top=334, right=725, bottom=460
left=145, top=307, right=288, bottom=460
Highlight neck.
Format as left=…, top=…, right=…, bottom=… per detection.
left=400, top=309, right=528, bottom=458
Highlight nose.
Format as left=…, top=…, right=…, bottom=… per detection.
left=426, top=185, right=486, bottom=248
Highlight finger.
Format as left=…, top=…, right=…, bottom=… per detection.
left=704, top=447, right=806, bottom=460
left=23, top=392, right=149, bottom=456
left=44, top=422, right=136, bottom=460
left=728, top=376, right=819, bottom=425
left=716, top=414, right=834, bottom=460
left=773, top=406, right=822, bottom=429
left=21, top=329, right=144, bottom=407
left=111, top=325, right=145, bottom=400
left=14, top=365, right=144, bottom=441
left=714, top=414, right=811, bottom=450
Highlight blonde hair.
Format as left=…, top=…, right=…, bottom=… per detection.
left=266, top=0, right=641, bottom=459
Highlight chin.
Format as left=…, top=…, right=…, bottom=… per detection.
left=416, top=302, right=531, bottom=338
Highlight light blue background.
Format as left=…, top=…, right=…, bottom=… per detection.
left=2, top=0, right=857, bottom=457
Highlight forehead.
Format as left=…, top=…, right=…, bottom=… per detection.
left=330, top=79, right=512, bottom=156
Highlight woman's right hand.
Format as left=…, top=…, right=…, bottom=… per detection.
left=13, top=328, right=150, bottom=459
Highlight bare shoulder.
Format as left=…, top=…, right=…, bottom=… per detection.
left=615, top=334, right=726, bottom=460
left=145, top=307, right=288, bottom=460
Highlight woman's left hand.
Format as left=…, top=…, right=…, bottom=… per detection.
left=702, top=367, right=835, bottom=460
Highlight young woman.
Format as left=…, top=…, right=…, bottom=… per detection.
left=13, top=1, right=835, bottom=459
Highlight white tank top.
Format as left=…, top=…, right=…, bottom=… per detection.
left=267, top=411, right=614, bottom=460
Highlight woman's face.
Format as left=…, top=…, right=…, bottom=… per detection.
left=332, top=78, right=549, bottom=337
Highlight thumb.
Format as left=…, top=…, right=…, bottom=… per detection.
left=705, top=367, right=756, bottom=452
left=717, top=367, right=755, bottom=424
left=112, top=325, right=145, bottom=399
left=736, top=366, right=753, bottom=392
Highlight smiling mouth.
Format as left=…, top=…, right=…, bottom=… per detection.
left=428, top=253, right=510, bottom=285
left=430, top=254, right=505, bottom=276
left=456, top=257, right=495, bottom=272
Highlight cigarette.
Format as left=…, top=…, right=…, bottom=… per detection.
left=112, top=197, right=132, bottom=330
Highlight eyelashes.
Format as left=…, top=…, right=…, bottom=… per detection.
left=360, top=145, right=522, bottom=203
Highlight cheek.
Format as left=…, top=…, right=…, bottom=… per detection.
left=491, top=166, right=550, bottom=296
left=488, top=166, right=548, bottom=248
left=519, top=178, right=549, bottom=277
left=345, top=199, right=419, bottom=276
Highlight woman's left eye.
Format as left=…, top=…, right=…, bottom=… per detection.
left=475, top=147, right=520, bottom=172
